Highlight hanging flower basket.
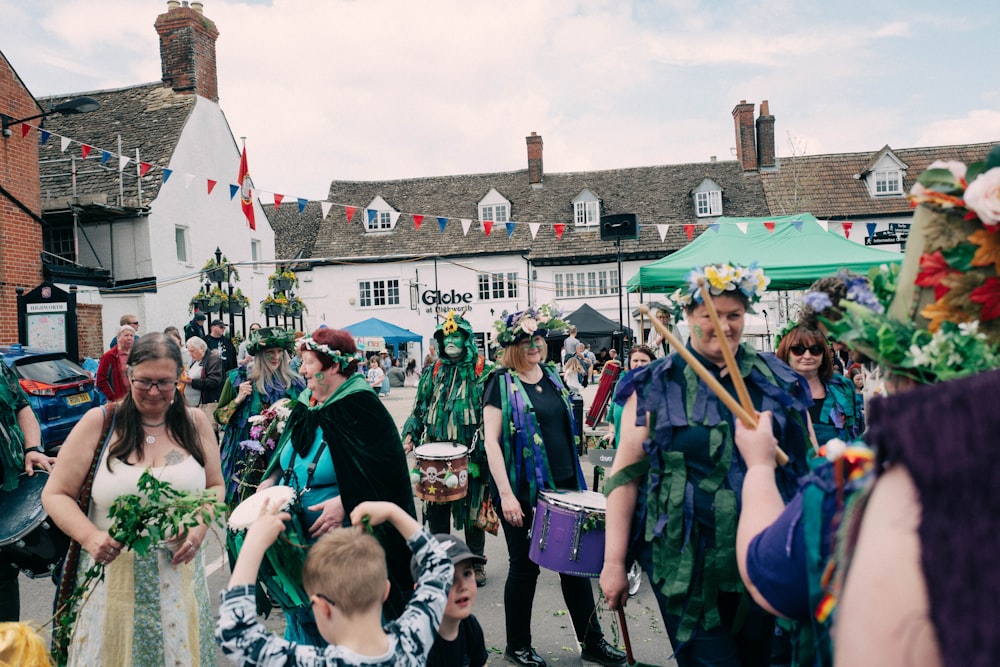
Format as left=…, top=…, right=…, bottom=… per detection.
left=272, top=277, right=292, bottom=293
left=194, top=297, right=210, bottom=312
left=265, top=303, right=284, bottom=317
left=227, top=302, right=245, bottom=315
left=206, top=268, right=225, bottom=283
left=204, top=301, right=221, bottom=313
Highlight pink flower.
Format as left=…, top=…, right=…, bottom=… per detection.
left=520, top=317, right=538, bottom=335
left=965, top=168, right=1000, bottom=226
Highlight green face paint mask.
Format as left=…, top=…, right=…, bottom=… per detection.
left=313, top=371, right=325, bottom=381
left=692, top=325, right=704, bottom=339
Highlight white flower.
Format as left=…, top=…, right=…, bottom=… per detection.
left=964, top=167, right=1000, bottom=226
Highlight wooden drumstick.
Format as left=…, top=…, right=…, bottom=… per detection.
left=697, top=280, right=756, bottom=423
left=638, top=304, right=789, bottom=466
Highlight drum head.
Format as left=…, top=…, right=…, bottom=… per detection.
left=414, top=442, right=469, bottom=459
left=0, top=471, right=50, bottom=547
left=540, top=489, right=607, bottom=512
left=228, top=485, right=296, bottom=530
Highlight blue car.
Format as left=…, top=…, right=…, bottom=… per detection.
left=0, top=344, right=102, bottom=454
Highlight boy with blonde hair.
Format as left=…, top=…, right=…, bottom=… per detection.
left=216, top=500, right=453, bottom=666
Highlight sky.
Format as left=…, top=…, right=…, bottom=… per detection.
left=3, top=0, right=999, bottom=202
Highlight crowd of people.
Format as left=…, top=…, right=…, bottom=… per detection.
left=5, top=153, right=1000, bottom=666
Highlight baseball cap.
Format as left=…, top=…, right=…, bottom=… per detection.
left=410, top=533, right=486, bottom=579
left=193, top=313, right=207, bottom=322
left=210, top=319, right=227, bottom=328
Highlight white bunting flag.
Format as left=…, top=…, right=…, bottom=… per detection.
left=816, top=220, right=828, bottom=233
left=736, top=222, right=749, bottom=234
left=461, top=218, right=472, bottom=236
left=657, top=224, right=669, bottom=242
left=529, top=223, right=541, bottom=239
left=320, top=202, right=333, bottom=220
left=184, top=173, right=195, bottom=188
left=60, top=136, right=71, bottom=152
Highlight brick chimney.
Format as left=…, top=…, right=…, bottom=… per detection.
left=756, top=99, right=776, bottom=169
left=732, top=100, right=757, bottom=172
left=526, top=132, right=543, bottom=187
left=155, top=1, right=220, bottom=102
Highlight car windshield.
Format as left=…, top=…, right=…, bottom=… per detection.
left=16, top=357, right=91, bottom=384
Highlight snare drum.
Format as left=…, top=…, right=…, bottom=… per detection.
left=412, top=442, right=469, bottom=503
left=227, top=486, right=311, bottom=610
left=528, top=489, right=606, bottom=578
left=0, top=471, right=70, bottom=578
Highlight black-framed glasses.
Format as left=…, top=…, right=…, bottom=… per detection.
left=130, top=378, right=178, bottom=392
left=789, top=344, right=825, bottom=356
left=127, top=321, right=139, bottom=326
left=311, top=592, right=336, bottom=607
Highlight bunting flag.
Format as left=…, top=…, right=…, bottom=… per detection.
left=366, top=209, right=377, bottom=226
left=684, top=224, right=695, bottom=241
left=39, top=130, right=50, bottom=145
left=119, top=155, right=130, bottom=171
left=229, top=183, right=238, bottom=199
left=162, top=168, right=172, bottom=185
left=297, top=198, right=307, bottom=214
left=207, top=179, right=217, bottom=195
left=505, top=222, right=516, bottom=238
left=184, top=173, right=195, bottom=188
left=866, top=222, right=877, bottom=240
left=816, top=219, right=829, bottom=232
left=60, top=136, right=71, bottom=152
left=529, top=223, right=541, bottom=239
left=764, top=221, right=775, bottom=233
left=438, top=217, right=448, bottom=233
left=483, top=220, right=493, bottom=237
left=100, top=150, right=111, bottom=166
left=657, top=224, right=669, bottom=242
left=461, top=218, right=472, bottom=236
left=274, top=194, right=284, bottom=209
left=321, top=202, right=333, bottom=220
left=841, top=222, right=853, bottom=238
left=792, top=218, right=804, bottom=232
left=81, top=144, right=92, bottom=159
left=345, top=206, right=356, bottom=223
left=238, top=145, right=256, bottom=230
left=709, top=223, right=720, bottom=233
left=413, top=214, right=424, bottom=231
left=20, top=124, right=31, bottom=139
left=139, top=162, right=152, bottom=177
left=736, top=222, right=749, bottom=234
left=553, top=223, right=565, bottom=240
left=390, top=211, right=401, bottom=227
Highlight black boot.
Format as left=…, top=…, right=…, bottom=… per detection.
left=580, top=637, right=627, bottom=666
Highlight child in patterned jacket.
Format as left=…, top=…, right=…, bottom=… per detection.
left=216, top=500, right=453, bottom=666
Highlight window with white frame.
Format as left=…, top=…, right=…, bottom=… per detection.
left=874, top=170, right=902, bottom=195
left=174, top=226, right=189, bottom=263
left=695, top=190, right=723, bottom=217
left=364, top=196, right=398, bottom=232
left=554, top=269, right=618, bottom=297
left=358, top=279, right=400, bottom=307
left=573, top=189, right=600, bottom=227
left=479, top=189, right=511, bottom=226
left=477, top=272, right=519, bottom=300
left=366, top=210, right=393, bottom=231
left=250, top=239, right=262, bottom=272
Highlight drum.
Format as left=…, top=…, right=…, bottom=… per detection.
left=586, top=360, right=622, bottom=427
left=0, top=471, right=70, bottom=578
left=528, top=489, right=606, bottom=578
left=227, top=486, right=311, bottom=610
left=412, top=442, right=469, bottom=503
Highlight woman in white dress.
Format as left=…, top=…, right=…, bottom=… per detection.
left=43, top=332, right=224, bottom=666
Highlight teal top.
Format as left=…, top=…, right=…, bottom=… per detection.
left=278, top=425, right=339, bottom=528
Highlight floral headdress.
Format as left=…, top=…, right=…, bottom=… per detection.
left=492, top=302, right=570, bottom=347
left=667, top=262, right=770, bottom=319
left=298, top=337, right=365, bottom=368
left=246, top=327, right=297, bottom=356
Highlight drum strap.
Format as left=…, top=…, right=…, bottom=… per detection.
left=53, top=405, right=116, bottom=658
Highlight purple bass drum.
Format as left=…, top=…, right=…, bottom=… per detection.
left=529, top=489, right=606, bottom=578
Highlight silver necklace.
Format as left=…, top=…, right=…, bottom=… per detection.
left=144, top=432, right=156, bottom=445
left=143, top=420, right=166, bottom=444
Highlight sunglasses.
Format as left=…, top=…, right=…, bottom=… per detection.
left=789, top=344, right=825, bottom=356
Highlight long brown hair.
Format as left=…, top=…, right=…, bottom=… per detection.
left=776, top=326, right=833, bottom=383
left=107, top=333, right=203, bottom=471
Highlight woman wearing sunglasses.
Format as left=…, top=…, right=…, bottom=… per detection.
left=776, top=326, right=865, bottom=446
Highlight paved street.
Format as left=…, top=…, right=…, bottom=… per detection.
left=20, top=383, right=676, bottom=666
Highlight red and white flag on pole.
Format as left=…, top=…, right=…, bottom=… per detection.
left=238, top=145, right=256, bottom=230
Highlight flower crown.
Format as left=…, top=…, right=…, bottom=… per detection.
left=667, top=262, right=770, bottom=319
left=298, top=337, right=365, bottom=368
left=492, top=302, right=570, bottom=347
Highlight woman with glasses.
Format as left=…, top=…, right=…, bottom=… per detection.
left=602, top=344, right=655, bottom=447
left=214, top=327, right=305, bottom=507
left=483, top=307, right=626, bottom=667
left=43, top=332, right=224, bottom=666
left=776, top=326, right=865, bottom=446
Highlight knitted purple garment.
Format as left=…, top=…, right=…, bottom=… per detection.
left=866, top=369, right=1000, bottom=667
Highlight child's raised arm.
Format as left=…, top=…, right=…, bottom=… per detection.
left=228, top=500, right=291, bottom=587
left=350, top=501, right=421, bottom=542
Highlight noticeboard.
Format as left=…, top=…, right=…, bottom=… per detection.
left=16, top=282, right=78, bottom=361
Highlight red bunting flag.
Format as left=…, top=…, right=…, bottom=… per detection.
left=841, top=222, right=853, bottom=238
left=553, top=223, right=565, bottom=240
left=345, top=206, right=356, bottom=223
left=20, top=124, right=31, bottom=138
left=764, top=221, right=775, bottom=233
left=81, top=145, right=93, bottom=159
left=207, top=179, right=217, bottom=195
left=684, top=224, right=695, bottom=241
left=238, top=145, right=255, bottom=230
left=139, top=162, right=152, bottom=177
left=483, top=221, right=494, bottom=237
left=273, top=194, right=284, bottom=209
left=413, top=214, right=424, bottom=231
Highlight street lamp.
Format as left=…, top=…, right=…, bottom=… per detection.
left=2, top=96, right=101, bottom=138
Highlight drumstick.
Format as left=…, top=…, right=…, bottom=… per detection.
left=638, top=305, right=789, bottom=466
left=697, top=279, right=756, bottom=424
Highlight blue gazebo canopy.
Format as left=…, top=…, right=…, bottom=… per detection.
left=342, top=317, right=422, bottom=348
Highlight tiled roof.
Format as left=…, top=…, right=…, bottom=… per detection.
left=760, top=142, right=996, bottom=219
left=37, top=83, right=195, bottom=210
left=268, top=160, right=770, bottom=265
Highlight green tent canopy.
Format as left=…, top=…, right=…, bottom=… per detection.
left=628, top=214, right=903, bottom=292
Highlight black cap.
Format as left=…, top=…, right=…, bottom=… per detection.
left=193, top=313, right=207, bottom=322
left=410, top=533, right=486, bottom=579
left=210, top=319, right=227, bottom=328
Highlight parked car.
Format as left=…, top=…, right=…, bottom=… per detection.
left=0, top=344, right=102, bottom=454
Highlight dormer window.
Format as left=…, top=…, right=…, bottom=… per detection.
left=479, top=189, right=511, bottom=225
left=858, top=146, right=908, bottom=198
left=365, top=196, right=399, bottom=232
left=573, top=189, right=600, bottom=227
left=692, top=178, right=723, bottom=217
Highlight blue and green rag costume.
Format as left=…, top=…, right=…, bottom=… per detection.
left=607, top=342, right=813, bottom=647
left=808, top=373, right=865, bottom=446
